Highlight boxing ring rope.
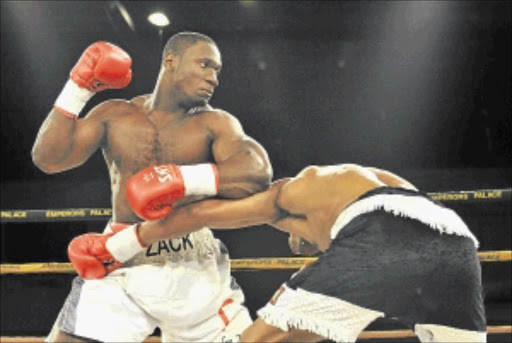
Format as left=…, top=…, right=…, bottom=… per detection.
left=1, top=328, right=511, bottom=342
left=1, top=188, right=510, bottom=223
left=1, top=251, right=511, bottom=275
left=1, top=188, right=511, bottom=341
left=2, top=325, right=512, bottom=343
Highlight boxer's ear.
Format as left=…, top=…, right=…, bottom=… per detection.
left=298, top=237, right=320, bottom=256
left=163, top=53, right=176, bottom=71
left=288, top=234, right=319, bottom=256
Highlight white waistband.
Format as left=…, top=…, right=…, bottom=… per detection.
left=330, top=194, right=479, bottom=248
left=103, top=222, right=220, bottom=266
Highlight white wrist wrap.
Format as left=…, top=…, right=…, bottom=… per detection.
left=54, top=79, right=95, bottom=116
left=179, top=163, right=218, bottom=196
left=105, top=224, right=145, bottom=263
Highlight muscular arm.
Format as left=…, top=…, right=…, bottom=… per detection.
left=32, top=42, right=132, bottom=174
left=208, top=111, right=272, bottom=198
left=138, top=179, right=290, bottom=245
left=31, top=102, right=116, bottom=173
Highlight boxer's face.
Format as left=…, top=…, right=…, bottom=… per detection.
left=288, top=234, right=320, bottom=256
left=168, top=42, right=222, bottom=108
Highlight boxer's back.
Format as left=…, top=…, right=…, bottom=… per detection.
left=100, top=95, right=214, bottom=222
left=277, top=164, right=385, bottom=247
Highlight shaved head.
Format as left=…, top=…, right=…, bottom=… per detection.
left=162, top=31, right=217, bottom=61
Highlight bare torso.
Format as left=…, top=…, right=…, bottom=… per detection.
left=276, top=164, right=388, bottom=251
left=101, top=95, right=215, bottom=222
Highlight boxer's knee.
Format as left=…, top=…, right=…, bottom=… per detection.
left=46, top=325, right=100, bottom=343
left=213, top=304, right=252, bottom=342
left=46, top=327, right=82, bottom=343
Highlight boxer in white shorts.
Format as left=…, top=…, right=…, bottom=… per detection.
left=32, top=31, right=272, bottom=342
left=69, top=163, right=487, bottom=343
left=49, top=222, right=251, bottom=342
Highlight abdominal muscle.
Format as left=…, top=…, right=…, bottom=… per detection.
left=108, top=165, right=141, bottom=223
left=111, top=185, right=141, bottom=223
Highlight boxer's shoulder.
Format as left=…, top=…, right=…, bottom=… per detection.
left=82, top=97, right=137, bottom=118
left=104, top=94, right=151, bottom=112
left=86, top=94, right=151, bottom=121
left=190, top=107, right=244, bottom=134
left=130, top=94, right=152, bottom=108
left=191, top=106, right=233, bottom=120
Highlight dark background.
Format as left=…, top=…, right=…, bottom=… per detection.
left=1, top=1, right=511, bottom=340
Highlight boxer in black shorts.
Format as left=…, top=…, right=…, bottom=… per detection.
left=274, top=187, right=485, bottom=342
left=73, top=163, right=487, bottom=342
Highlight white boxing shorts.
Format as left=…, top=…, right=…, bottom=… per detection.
left=47, top=222, right=252, bottom=342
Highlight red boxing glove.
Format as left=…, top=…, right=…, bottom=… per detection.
left=127, top=163, right=219, bottom=220
left=55, top=41, right=132, bottom=117
left=70, top=41, right=132, bottom=92
left=68, top=233, right=120, bottom=279
left=68, top=224, right=146, bottom=280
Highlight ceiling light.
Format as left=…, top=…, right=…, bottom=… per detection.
left=148, top=12, right=170, bottom=27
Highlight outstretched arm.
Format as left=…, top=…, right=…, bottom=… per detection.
left=69, top=179, right=290, bottom=279
left=137, top=178, right=291, bottom=245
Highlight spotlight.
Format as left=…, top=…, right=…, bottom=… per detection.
left=148, top=12, right=170, bottom=27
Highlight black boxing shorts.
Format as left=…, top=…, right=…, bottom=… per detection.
left=257, top=187, right=486, bottom=342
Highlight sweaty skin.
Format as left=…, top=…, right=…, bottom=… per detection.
left=134, top=163, right=417, bottom=343
left=32, top=41, right=272, bottom=224
left=32, top=40, right=272, bottom=343
left=138, top=164, right=417, bottom=252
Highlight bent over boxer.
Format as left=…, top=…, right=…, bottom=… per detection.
left=32, top=32, right=272, bottom=342
left=73, top=164, right=486, bottom=342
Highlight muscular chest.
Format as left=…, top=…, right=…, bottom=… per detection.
left=105, top=117, right=212, bottom=173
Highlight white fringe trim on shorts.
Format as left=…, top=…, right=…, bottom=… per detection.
left=257, top=285, right=384, bottom=343
left=330, top=194, right=479, bottom=248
